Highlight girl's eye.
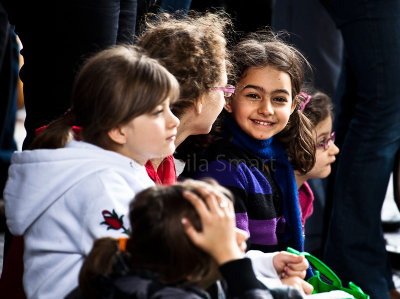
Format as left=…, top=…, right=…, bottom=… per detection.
left=153, top=108, right=164, bottom=115
left=273, top=97, right=287, bottom=103
left=246, top=93, right=261, bottom=100
left=317, top=139, right=326, bottom=147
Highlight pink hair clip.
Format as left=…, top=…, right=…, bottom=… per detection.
left=299, top=92, right=311, bottom=112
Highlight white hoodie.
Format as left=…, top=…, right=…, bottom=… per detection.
left=4, top=141, right=154, bottom=299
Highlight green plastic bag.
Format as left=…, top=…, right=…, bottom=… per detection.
left=287, top=247, right=370, bottom=299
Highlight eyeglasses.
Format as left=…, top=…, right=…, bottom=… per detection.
left=316, top=132, right=336, bottom=151
left=212, top=84, right=235, bottom=97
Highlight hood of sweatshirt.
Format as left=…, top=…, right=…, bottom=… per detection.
left=4, top=141, right=150, bottom=235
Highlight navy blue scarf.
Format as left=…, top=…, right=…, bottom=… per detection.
left=225, top=116, right=304, bottom=252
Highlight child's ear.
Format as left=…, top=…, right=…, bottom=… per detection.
left=108, top=126, right=127, bottom=145
left=224, top=97, right=233, bottom=113
left=194, top=97, right=203, bottom=115
left=290, top=96, right=298, bottom=114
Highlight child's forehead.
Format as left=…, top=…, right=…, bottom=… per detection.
left=314, top=116, right=333, bottom=136
left=240, top=65, right=290, bottom=80
left=162, top=96, right=173, bottom=105
left=237, top=66, right=292, bottom=94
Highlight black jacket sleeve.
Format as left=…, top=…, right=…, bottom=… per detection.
left=219, top=258, right=305, bottom=299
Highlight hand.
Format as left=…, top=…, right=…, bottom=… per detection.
left=273, top=251, right=308, bottom=279
left=182, top=186, right=245, bottom=265
left=281, top=276, right=314, bottom=295
left=235, top=227, right=248, bottom=253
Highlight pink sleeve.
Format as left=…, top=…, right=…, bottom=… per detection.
left=298, top=181, right=315, bottom=226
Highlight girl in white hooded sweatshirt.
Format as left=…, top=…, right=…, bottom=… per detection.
left=3, top=45, right=180, bottom=299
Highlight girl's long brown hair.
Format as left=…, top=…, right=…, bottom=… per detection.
left=29, top=45, right=179, bottom=150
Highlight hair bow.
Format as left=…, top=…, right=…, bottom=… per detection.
left=299, top=92, right=311, bottom=112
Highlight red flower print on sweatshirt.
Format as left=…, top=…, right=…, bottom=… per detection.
left=101, top=209, right=130, bottom=235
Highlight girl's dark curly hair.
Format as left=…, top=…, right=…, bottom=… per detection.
left=136, top=11, right=231, bottom=119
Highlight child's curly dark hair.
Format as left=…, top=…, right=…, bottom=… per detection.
left=136, top=11, right=232, bottom=118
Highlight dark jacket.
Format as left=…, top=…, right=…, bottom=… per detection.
left=65, top=257, right=305, bottom=299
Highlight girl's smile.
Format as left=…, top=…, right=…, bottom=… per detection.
left=251, top=119, right=275, bottom=127
left=224, top=65, right=295, bottom=140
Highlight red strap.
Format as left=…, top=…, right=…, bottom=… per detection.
left=145, top=160, right=163, bottom=184
left=145, top=156, right=177, bottom=185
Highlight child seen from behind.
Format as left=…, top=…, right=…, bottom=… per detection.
left=73, top=179, right=309, bottom=298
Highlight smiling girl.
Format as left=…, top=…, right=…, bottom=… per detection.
left=181, top=33, right=315, bottom=257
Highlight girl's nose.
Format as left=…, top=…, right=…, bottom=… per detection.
left=329, top=142, right=340, bottom=155
left=258, top=99, right=274, bottom=115
left=168, top=108, right=180, bottom=128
